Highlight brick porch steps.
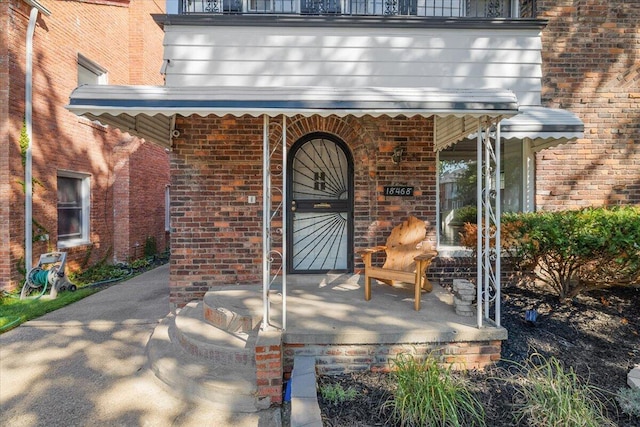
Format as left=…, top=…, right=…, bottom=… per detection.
left=146, top=301, right=265, bottom=413
left=175, top=302, right=257, bottom=367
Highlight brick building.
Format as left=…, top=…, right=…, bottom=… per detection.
left=0, top=0, right=169, bottom=292
left=64, top=0, right=638, bottom=408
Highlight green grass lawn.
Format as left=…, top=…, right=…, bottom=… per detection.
left=0, top=287, right=99, bottom=333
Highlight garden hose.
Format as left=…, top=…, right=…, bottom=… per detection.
left=0, top=317, right=23, bottom=333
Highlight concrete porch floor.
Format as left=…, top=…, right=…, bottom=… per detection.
left=206, top=273, right=508, bottom=345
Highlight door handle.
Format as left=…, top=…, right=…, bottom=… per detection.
left=313, top=203, right=331, bottom=208
left=291, top=200, right=296, bottom=212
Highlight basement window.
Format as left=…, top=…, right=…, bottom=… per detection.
left=57, top=172, right=91, bottom=248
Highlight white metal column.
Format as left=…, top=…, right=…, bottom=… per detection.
left=262, top=115, right=271, bottom=330
left=476, top=122, right=502, bottom=328
left=261, top=115, right=288, bottom=331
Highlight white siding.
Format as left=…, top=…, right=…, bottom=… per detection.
left=163, top=25, right=542, bottom=106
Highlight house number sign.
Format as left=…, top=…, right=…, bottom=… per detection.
left=383, top=186, right=414, bottom=197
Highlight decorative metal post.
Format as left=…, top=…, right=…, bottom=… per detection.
left=262, top=115, right=288, bottom=331
left=476, top=121, right=501, bottom=328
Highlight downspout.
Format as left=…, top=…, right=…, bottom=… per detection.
left=24, top=1, right=51, bottom=271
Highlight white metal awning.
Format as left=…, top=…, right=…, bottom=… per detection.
left=500, top=106, right=584, bottom=151
left=66, top=85, right=520, bottom=148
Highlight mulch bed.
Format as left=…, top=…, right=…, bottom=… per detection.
left=318, top=283, right=640, bottom=426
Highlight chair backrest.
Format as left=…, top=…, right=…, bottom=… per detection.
left=382, top=216, right=431, bottom=272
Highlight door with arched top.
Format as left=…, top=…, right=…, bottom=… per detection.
left=287, top=133, right=354, bottom=274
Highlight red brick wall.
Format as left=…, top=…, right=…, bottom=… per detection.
left=169, top=114, right=437, bottom=308
left=127, top=140, right=170, bottom=260
left=113, top=136, right=170, bottom=262
left=1, top=0, right=167, bottom=290
left=0, top=1, right=10, bottom=291
left=536, top=0, right=640, bottom=209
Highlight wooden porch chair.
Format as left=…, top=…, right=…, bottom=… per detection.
left=357, top=216, right=437, bottom=311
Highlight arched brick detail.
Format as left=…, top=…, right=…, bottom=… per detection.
left=284, top=116, right=380, bottom=252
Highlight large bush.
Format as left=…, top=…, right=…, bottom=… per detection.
left=462, top=206, right=640, bottom=300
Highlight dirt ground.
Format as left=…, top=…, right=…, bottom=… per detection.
left=318, top=283, right=640, bottom=426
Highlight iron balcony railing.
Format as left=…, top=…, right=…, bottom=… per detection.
left=179, top=0, right=536, bottom=18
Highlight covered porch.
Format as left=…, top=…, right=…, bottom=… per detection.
left=65, top=84, right=579, bottom=408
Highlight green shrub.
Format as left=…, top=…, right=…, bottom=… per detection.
left=513, top=353, right=615, bottom=427
left=617, top=387, right=640, bottom=418
left=462, top=206, right=640, bottom=300
left=385, top=353, right=485, bottom=427
left=504, top=207, right=640, bottom=299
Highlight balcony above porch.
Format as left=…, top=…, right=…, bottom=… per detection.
left=177, top=0, right=537, bottom=18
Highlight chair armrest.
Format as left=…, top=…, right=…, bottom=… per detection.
left=414, top=251, right=438, bottom=261
left=357, top=246, right=387, bottom=268
left=356, top=246, right=387, bottom=257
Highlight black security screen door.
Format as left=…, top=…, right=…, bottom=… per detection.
left=287, top=133, right=354, bottom=274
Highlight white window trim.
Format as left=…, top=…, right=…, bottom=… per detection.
left=57, top=171, right=91, bottom=249
left=78, top=53, right=108, bottom=85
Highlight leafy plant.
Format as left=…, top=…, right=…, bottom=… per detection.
left=130, top=258, right=151, bottom=270
left=19, top=120, right=29, bottom=167
left=385, top=353, right=485, bottom=427
left=617, top=387, right=640, bottom=417
left=319, top=383, right=358, bottom=405
left=69, top=262, right=132, bottom=286
left=513, top=353, right=615, bottom=427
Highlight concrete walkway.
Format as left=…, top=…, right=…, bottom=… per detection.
left=0, top=265, right=272, bottom=427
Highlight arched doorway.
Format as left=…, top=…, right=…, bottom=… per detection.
left=287, top=133, right=354, bottom=274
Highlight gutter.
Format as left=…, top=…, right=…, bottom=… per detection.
left=24, top=0, right=51, bottom=272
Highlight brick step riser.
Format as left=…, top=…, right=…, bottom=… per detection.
left=172, top=326, right=256, bottom=368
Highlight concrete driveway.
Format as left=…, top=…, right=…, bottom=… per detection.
left=0, top=265, right=268, bottom=427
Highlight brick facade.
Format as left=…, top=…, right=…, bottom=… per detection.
left=283, top=340, right=503, bottom=376
left=536, top=0, right=640, bottom=209
left=169, top=114, right=437, bottom=308
left=0, top=0, right=169, bottom=291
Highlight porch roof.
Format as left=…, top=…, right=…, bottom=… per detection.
left=500, top=106, right=584, bottom=151
left=66, top=84, right=519, bottom=148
